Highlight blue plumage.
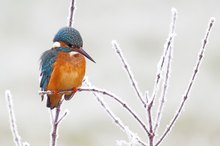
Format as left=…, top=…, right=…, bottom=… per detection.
left=40, top=49, right=57, bottom=90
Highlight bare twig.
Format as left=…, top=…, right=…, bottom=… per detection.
left=51, top=102, right=63, bottom=146
left=154, top=46, right=172, bottom=134
left=145, top=91, right=150, bottom=104
left=56, top=110, right=69, bottom=125
left=84, top=78, right=147, bottom=146
left=5, top=90, right=23, bottom=146
left=154, top=8, right=177, bottom=133
left=112, top=41, right=146, bottom=107
left=149, top=8, right=177, bottom=105
left=5, top=90, right=29, bottom=146
left=155, top=17, right=215, bottom=146
left=147, top=102, right=154, bottom=146
left=68, top=0, right=76, bottom=27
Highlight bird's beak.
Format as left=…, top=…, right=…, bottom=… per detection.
left=75, top=47, right=96, bottom=63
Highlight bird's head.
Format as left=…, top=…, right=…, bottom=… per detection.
left=53, top=27, right=95, bottom=63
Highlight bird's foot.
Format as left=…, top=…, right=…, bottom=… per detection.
left=64, top=88, right=78, bottom=101
left=72, top=87, right=78, bottom=93
left=53, top=89, right=59, bottom=95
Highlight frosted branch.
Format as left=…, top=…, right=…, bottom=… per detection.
left=5, top=90, right=23, bottom=146
left=154, top=8, right=177, bottom=133
left=68, top=0, right=76, bottom=27
left=149, top=8, right=177, bottom=105
left=56, top=110, right=69, bottom=125
left=50, top=101, right=67, bottom=146
left=112, top=41, right=146, bottom=107
left=155, top=17, right=215, bottom=146
left=84, top=78, right=147, bottom=146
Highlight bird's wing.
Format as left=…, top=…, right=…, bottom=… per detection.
left=40, top=49, right=57, bottom=90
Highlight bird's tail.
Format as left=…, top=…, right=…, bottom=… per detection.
left=47, top=94, right=62, bottom=109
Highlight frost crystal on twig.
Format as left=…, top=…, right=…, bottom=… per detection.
left=112, top=41, right=146, bottom=107
left=154, top=8, right=177, bottom=133
left=150, top=8, right=177, bottom=105
left=68, top=0, right=76, bottom=27
left=117, top=126, right=139, bottom=146
left=5, top=90, right=24, bottom=146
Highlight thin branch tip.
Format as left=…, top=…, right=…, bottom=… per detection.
left=208, top=17, right=215, bottom=30
left=111, top=40, right=145, bottom=106
left=5, top=89, right=11, bottom=96
left=112, top=40, right=117, bottom=44
left=171, top=8, right=177, bottom=14
left=210, top=17, right=216, bottom=23
left=112, top=40, right=119, bottom=49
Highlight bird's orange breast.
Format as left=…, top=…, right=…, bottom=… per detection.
left=47, top=51, right=86, bottom=90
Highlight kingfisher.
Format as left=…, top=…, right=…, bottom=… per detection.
left=40, top=27, right=95, bottom=109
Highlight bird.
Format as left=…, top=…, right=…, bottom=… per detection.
left=40, top=27, right=95, bottom=109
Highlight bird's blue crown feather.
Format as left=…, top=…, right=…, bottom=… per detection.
left=53, top=27, right=83, bottom=47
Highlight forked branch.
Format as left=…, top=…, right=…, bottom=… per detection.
left=154, top=8, right=177, bottom=133
left=149, top=8, right=177, bottom=106
left=155, top=17, right=215, bottom=146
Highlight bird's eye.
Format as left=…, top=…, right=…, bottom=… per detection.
left=67, top=43, right=72, bottom=48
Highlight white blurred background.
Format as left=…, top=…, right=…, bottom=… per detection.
left=0, top=0, right=220, bottom=146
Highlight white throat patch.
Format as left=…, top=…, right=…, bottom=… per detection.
left=52, top=42, right=61, bottom=48
left=69, top=52, right=79, bottom=56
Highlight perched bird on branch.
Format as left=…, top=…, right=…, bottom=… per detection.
left=40, top=27, right=95, bottom=109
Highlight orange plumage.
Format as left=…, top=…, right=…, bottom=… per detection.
left=46, top=51, right=86, bottom=108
